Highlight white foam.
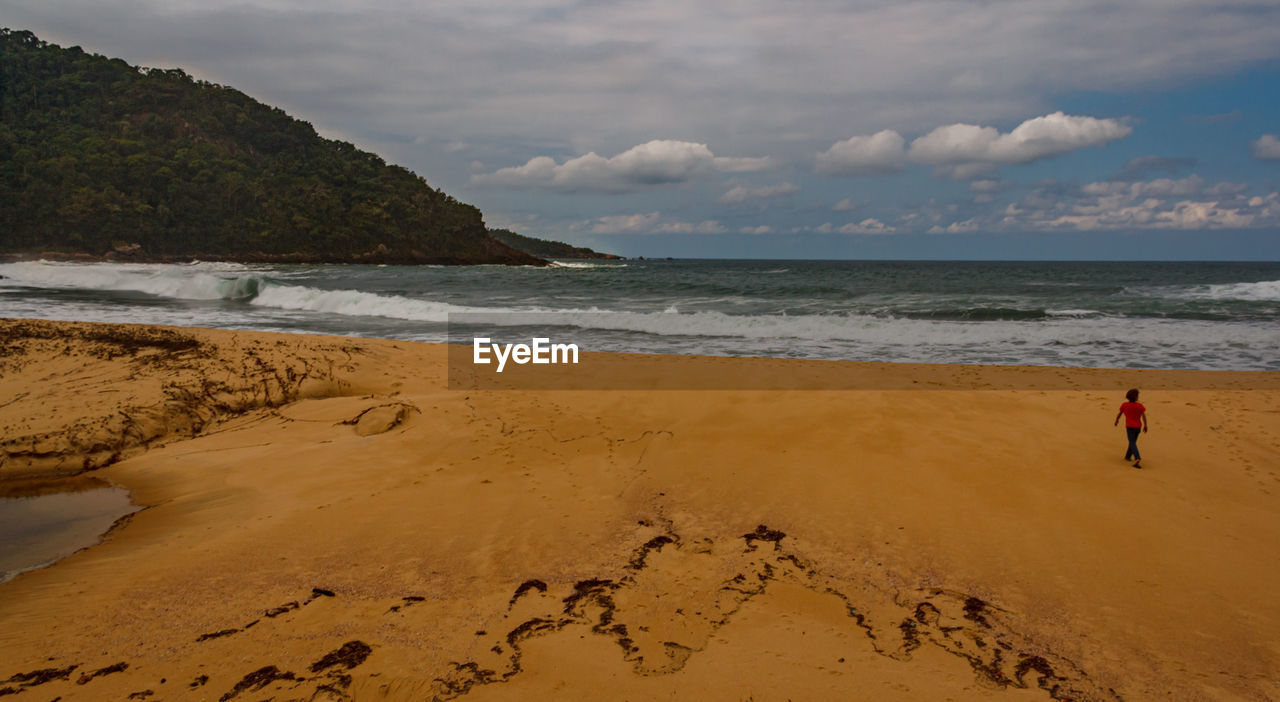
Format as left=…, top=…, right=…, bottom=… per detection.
left=454, top=308, right=1280, bottom=350
left=249, top=284, right=492, bottom=321
left=1196, top=279, right=1280, bottom=301
left=550, top=261, right=627, bottom=269
left=1046, top=309, right=1100, bottom=317
left=0, top=261, right=261, bottom=300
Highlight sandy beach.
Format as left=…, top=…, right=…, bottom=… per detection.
left=1, top=317, right=1278, bottom=701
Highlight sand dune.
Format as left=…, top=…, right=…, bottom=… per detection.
left=1, top=318, right=1278, bottom=701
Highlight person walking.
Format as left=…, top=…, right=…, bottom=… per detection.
left=1114, top=388, right=1148, bottom=469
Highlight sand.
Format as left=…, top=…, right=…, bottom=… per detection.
left=1, top=317, right=1278, bottom=701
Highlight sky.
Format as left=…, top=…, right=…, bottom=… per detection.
left=4, top=0, right=1280, bottom=259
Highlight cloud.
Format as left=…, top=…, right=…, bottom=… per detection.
left=993, top=175, right=1278, bottom=231
left=654, top=220, right=727, bottom=234
left=586, top=212, right=725, bottom=234
left=9, top=0, right=1280, bottom=248
left=8, top=0, right=1280, bottom=196
left=713, top=156, right=774, bottom=173
left=1042, top=199, right=1260, bottom=230
left=1081, top=175, right=1205, bottom=199
left=815, top=113, right=1130, bottom=180
left=815, top=130, right=906, bottom=176
left=589, top=212, right=661, bottom=233
left=832, top=198, right=857, bottom=211
left=473, top=140, right=769, bottom=192
left=1253, top=134, right=1280, bottom=161
left=969, top=179, right=1013, bottom=202
left=813, top=219, right=896, bottom=235
left=927, top=218, right=980, bottom=234
left=907, top=112, right=1132, bottom=178
left=1109, top=155, right=1197, bottom=182
left=969, top=179, right=1010, bottom=193
left=718, top=183, right=799, bottom=205
left=740, top=225, right=774, bottom=234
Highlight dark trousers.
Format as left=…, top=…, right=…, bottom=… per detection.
left=1125, top=427, right=1142, bottom=461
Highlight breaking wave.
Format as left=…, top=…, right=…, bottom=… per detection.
left=0, top=261, right=263, bottom=300
left=1194, top=279, right=1280, bottom=301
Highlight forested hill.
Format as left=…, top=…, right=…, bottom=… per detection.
left=488, top=229, right=620, bottom=260
left=0, top=29, right=544, bottom=265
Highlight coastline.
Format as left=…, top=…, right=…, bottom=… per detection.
left=0, top=247, right=551, bottom=267
left=1, top=318, right=1278, bottom=700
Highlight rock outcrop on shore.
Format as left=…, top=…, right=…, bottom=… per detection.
left=0, top=318, right=370, bottom=479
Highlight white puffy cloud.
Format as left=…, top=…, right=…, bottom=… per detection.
left=718, top=183, right=799, bottom=205
left=815, top=130, right=906, bottom=176
left=832, top=198, right=857, bottom=211
left=473, top=140, right=770, bottom=192
left=740, top=225, right=774, bottom=234
left=816, top=113, right=1130, bottom=180
left=908, top=112, right=1132, bottom=179
left=586, top=212, right=726, bottom=234
left=1253, top=134, right=1280, bottom=160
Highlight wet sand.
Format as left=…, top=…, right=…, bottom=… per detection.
left=1, top=318, right=1278, bottom=701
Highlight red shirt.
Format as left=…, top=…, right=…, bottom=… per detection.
left=1120, top=402, right=1146, bottom=428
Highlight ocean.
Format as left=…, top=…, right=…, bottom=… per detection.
left=1, top=259, right=1277, bottom=371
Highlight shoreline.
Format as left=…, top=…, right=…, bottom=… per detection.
left=5, top=312, right=1278, bottom=383
left=1, top=319, right=1278, bottom=700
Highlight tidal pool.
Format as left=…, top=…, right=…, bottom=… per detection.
left=0, top=483, right=138, bottom=584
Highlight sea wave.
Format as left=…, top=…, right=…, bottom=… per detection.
left=1196, top=279, right=1280, bottom=301
left=445, top=309, right=1280, bottom=354
left=250, top=284, right=496, bottom=321
left=549, top=261, right=627, bottom=269
left=1137, top=279, right=1280, bottom=302
left=0, top=261, right=263, bottom=300
left=897, top=307, right=1052, bottom=321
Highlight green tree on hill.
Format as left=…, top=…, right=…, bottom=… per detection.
left=0, top=28, right=541, bottom=265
